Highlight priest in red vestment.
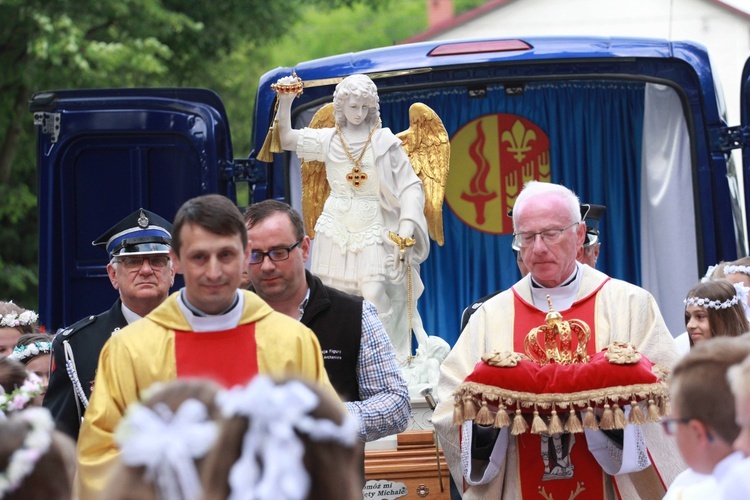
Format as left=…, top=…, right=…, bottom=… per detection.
left=433, top=181, right=684, bottom=499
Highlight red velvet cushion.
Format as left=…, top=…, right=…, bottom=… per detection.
left=461, top=350, right=663, bottom=410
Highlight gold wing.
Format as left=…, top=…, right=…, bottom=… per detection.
left=396, top=103, right=450, bottom=245
left=301, top=103, right=335, bottom=238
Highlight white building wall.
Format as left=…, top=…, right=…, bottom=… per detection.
left=433, top=0, right=750, bottom=126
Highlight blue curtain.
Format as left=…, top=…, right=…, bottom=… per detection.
left=379, top=81, right=646, bottom=347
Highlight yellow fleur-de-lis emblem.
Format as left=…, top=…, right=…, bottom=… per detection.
left=501, top=120, right=537, bottom=163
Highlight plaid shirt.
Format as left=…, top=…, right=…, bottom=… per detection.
left=344, top=301, right=411, bottom=441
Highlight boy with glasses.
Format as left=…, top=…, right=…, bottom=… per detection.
left=45, top=208, right=175, bottom=440
left=663, top=336, right=750, bottom=498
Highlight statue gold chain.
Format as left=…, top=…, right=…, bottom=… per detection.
left=336, top=120, right=380, bottom=188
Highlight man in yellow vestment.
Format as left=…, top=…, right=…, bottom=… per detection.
left=76, top=195, right=333, bottom=499
left=434, top=181, right=684, bottom=499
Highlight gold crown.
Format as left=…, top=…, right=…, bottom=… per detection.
left=271, top=72, right=304, bottom=96
left=524, top=295, right=591, bottom=366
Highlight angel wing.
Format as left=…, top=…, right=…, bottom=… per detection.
left=301, top=103, right=335, bottom=239
left=396, top=103, right=450, bottom=246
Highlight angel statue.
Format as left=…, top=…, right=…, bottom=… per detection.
left=270, top=73, right=450, bottom=373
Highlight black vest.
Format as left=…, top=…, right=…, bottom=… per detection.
left=300, top=271, right=362, bottom=402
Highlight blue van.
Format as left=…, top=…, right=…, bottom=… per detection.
left=30, top=36, right=750, bottom=342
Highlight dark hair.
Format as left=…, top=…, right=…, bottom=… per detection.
left=105, top=378, right=223, bottom=500
left=244, top=200, right=306, bottom=241
left=671, top=336, right=750, bottom=443
left=201, top=378, right=362, bottom=500
left=684, top=279, right=749, bottom=342
left=172, top=195, right=247, bottom=256
left=0, top=356, right=28, bottom=394
left=0, top=413, right=76, bottom=500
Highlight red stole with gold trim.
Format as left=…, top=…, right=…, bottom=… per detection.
left=511, top=280, right=611, bottom=499
left=174, top=323, right=258, bottom=388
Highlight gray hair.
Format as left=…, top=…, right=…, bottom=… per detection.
left=512, top=181, right=581, bottom=230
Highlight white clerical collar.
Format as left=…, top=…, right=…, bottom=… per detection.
left=120, top=303, right=142, bottom=325
left=177, top=289, right=245, bottom=332
left=529, top=263, right=583, bottom=312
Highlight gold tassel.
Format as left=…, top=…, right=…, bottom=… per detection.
left=453, top=400, right=464, bottom=426
left=583, top=405, right=598, bottom=430
left=511, top=406, right=529, bottom=435
left=661, top=397, right=671, bottom=417
left=531, top=408, right=548, bottom=434
left=565, top=406, right=583, bottom=433
left=548, top=409, right=563, bottom=435
left=463, top=394, right=477, bottom=421
left=494, top=403, right=511, bottom=429
left=629, top=399, right=645, bottom=425
left=475, top=401, right=494, bottom=426
left=257, top=119, right=280, bottom=162
left=600, top=403, right=615, bottom=430
left=613, top=403, right=627, bottom=429
left=647, top=398, right=661, bottom=422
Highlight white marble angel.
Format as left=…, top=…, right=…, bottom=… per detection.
left=271, top=73, right=449, bottom=364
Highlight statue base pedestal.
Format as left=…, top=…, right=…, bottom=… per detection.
left=364, top=430, right=449, bottom=499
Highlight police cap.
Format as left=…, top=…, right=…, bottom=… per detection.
left=580, top=203, right=606, bottom=247
left=92, top=208, right=173, bottom=259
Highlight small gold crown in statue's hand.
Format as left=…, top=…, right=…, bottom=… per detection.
left=271, top=73, right=304, bottom=97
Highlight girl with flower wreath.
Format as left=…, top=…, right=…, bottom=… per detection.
left=0, top=356, right=45, bottom=417
left=9, top=333, right=53, bottom=406
left=0, top=302, right=38, bottom=358
left=684, top=279, right=749, bottom=349
left=104, top=378, right=224, bottom=500
left=0, top=406, right=76, bottom=499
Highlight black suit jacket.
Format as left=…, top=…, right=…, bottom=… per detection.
left=43, top=300, right=127, bottom=439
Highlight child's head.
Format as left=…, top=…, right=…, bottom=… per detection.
left=668, top=336, right=750, bottom=473
left=724, top=257, right=750, bottom=288
left=0, top=407, right=76, bottom=499
left=0, top=357, right=44, bottom=416
left=0, top=302, right=38, bottom=357
left=105, top=378, right=223, bottom=500
left=684, top=279, right=748, bottom=346
left=9, top=334, right=53, bottom=405
left=727, top=347, right=750, bottom=457
left=201, top=376, right=362, bottom=500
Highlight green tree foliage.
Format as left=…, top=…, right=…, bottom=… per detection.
left=0, top=0, right=487, bottom=310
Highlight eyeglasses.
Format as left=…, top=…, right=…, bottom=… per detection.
left=114, top=255, right=170, bottom=271
left=248, top=240, right=302, bottom=265
left=512, top=222, right=580, bottom=249
left=660, top=417, right=691, bottom=435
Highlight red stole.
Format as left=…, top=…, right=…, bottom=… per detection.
left=512, top=280, right=612, bottom=499
left=174, top=323, right=258, bottom=388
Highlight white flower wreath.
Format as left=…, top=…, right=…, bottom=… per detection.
left=8, top=342, right=52, bottom=363
left=0, top=310, right=39, bottom=329
left=0, top=407, right=54, bottom=497
left=0, top=373, right=44, bottom=416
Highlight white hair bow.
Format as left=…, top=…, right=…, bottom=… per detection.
left=733, top=281, right=750, bottom=319
left=218, top=376, right=358, bottom=500
left=116, top=398, right=218, bottom=500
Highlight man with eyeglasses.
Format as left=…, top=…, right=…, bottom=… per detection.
left=76, top=195, right=333, bottom=498
left=45, top=208, right=176, bottom=440
left=459, top=203, right=606, bottom=331
left=243, top=200, right=410, bottom=453
left=434, top=181, right=682, bottom=499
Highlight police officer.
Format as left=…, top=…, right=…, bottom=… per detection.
left=43, top=208, right=175, bottom=439
left=577, top=203, right=606, bottom=268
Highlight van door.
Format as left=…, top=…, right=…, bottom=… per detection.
left=30, top=88, right=235, bottom=330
